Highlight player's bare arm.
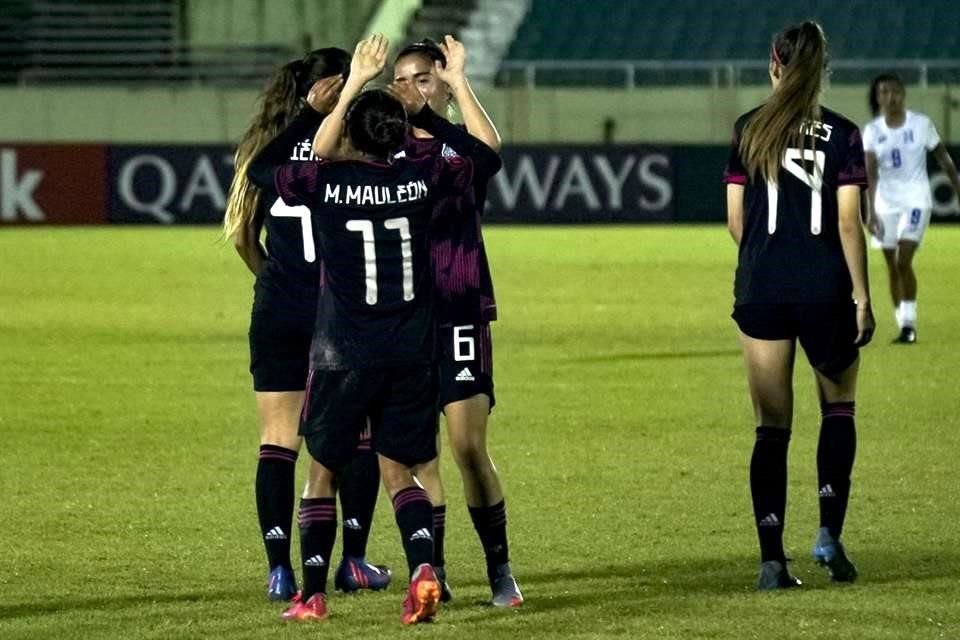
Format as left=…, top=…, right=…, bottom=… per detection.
left=434, top=35, right=501, bottom=152
left=726, top=183, right=744, bottom=245
left=837, top=185, right=875, bottom=346
left=864, top=151, right=883, bottom=239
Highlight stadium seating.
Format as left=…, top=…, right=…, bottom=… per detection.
left=504, top=0, right=960, bottom=61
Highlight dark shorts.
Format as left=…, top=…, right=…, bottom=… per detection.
left=249, top=307, right=314, bottom=392
left=732, top=302, right=859, bottom=377
left=300, top=366, right=438, bottom=470
left=437, top=323, right=495, bottom=411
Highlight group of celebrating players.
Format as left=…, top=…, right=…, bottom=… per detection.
left=223, top=18, right=960, bottom=625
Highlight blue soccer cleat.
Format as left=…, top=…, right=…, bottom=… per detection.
left=812, top=527, right=858, bottom=583
left=489, top=563, right=523, bottom=607
left=334, top=556, right=392, bottom=592
left=267, top=565, right=298, bottom=601
left=756, top=560, right=802, bottom=591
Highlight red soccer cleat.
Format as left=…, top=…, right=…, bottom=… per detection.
left=401, top=564, right=441, bottom=625
left=280, top=592, right=328, bottom=622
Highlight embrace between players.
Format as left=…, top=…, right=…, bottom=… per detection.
left=225, top=34, right=520, bottom=625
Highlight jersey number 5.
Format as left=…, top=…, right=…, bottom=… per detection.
left=766, top=148, right=826, bottom=235
left=346, top=217, right=414, bottom=305
left=270, top=198, right=316, bottom=262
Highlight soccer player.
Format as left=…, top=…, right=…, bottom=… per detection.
left=246, top=34, right=502, bottom=624
left=393, top=36, right=522, bottom=607
left=863, top=73, right=960, bottom=343
left=224, top=47, right=389, bottom=601
left=723, top=21, right=875, bottom=590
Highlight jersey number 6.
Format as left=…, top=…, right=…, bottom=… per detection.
left=346, top=217, right=414, bottom=305
left=766, top=148, right=826, bottom=235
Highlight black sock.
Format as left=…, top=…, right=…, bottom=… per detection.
left=256, top=445, right=298, bottom=570
left=392, top=487, right=434, bottom=577
left=817, top=402, right=857, bottom=540
left=338, top=434, right=380, bottom=559
left=468, top=500, right=510, bottom=579
left=298, top=497, right=337, bottom=600
left=750, top=427, right=790, bottom=563
left=432, top=505, right=447, bottom=567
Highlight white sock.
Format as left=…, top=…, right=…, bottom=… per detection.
left=895, top=306, right=903, bottom=329
left=899, top=300, right=917, bottom=328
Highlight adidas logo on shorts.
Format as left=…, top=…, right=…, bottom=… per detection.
left=264, top=526, right=287, bottom=540
left=758, top=513, right=781, bottom=527
left=304, top=555, right=326, bottom=567
left=455, top=367, right=475, bottom=382
left=409, top=528, right=433, bottom=542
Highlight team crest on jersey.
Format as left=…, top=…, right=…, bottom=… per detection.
left=441, top=143, right=464, bottom=166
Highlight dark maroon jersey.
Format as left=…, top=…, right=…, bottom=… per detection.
left=404, top=131, right=497, bottom=326
left=724, top=106, right=867, bottom=305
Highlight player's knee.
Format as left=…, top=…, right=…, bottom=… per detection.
left=450, top=438, right=490, bottom=473
left=302, top=465, right=336, bottom=499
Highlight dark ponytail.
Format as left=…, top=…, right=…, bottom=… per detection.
left=740, top=21, right=827, bottom=184
left=345, top=89, right=408, bottom=160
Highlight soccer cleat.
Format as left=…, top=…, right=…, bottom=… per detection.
left=893, top=327, right=917, bottom=344
left=756, top=560, right=802, bottom=591
left=489, top=563, right=523, bottom=607
left=434, top=565, right=453, bottom=602
left=812, top=527, right=858, bottom=583
left=266, top=565, right=298, bottom=601
left=401, top=563, right=441, bottom=625
left=334, top=556, right=392, bottom=592
left=280, top=592, right=328, bottom=621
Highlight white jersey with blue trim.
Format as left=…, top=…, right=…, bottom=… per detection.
left=862, top=110, right=940, bottom=213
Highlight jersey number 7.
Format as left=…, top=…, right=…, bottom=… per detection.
left=270, top=198, right=316, bottom=262
left=766, top=148, right=826, bottom=235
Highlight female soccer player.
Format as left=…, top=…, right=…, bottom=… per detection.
left=723, top=21, right=875, bottom=590
left=224, top=47, right=389, bottom=601
left=247, top=33, right=502, bottom=624
left=863, top=73, right=960, bottom=343
left=392, top=35, right=522, bottom=608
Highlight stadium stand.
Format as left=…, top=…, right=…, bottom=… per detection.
left=499, top=0, right=960, bottom=86
left=0, top=0, right=292, bottom=85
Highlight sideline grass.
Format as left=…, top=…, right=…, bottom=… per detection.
left=0, top=226, right=957, bottom=639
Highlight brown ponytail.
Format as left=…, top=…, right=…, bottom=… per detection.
left=740, top=21, right=827, bottom=184
left=223, top=60, right=302, bottom=240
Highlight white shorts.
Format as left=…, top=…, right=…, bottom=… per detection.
left=871, top=208, right=931, bottom=250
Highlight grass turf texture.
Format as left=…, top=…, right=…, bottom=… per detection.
left=0, top=225, right=957, bottom=640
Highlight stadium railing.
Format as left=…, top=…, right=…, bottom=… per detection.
left=498, top=59, right=960, bottom=89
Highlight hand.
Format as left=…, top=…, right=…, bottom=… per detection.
left=434, top=34, right=465, bottom=85
left=866, top=215, right=883, bottom=240
left=305, top=75, right=344, bottom=114
left=350, top=33, right=388, bottom=85
left=387, top=80, right=427, bottom=116
left=853, top=301, right=875, bottom=347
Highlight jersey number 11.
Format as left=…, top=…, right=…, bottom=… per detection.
left=347, top=217, right=414, bottom=305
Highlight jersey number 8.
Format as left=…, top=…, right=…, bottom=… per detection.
left=766, top=148, right=826, bottom=235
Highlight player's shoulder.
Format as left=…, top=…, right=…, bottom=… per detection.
left=906, top=109, right=933, bottom=126
left=862, top=113, right=884, bottom=134
left=733, top=106, right=762, bottom=130
left=820, top=106, right=860, bottom=134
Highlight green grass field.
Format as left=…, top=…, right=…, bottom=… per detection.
left=1, top=225, right=958, bottom=639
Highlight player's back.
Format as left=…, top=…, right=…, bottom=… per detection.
left=726, top=106, right=867, bottom=304
left=275, top=156, right=440, bottom=370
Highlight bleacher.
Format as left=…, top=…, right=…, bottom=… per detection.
left=0, top=0, right=291, bottom=85
left=499, top=0, right=960, bottom=86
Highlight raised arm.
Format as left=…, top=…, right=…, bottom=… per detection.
left=837, top=185, right=875, bottom=346
left=312, top=34, right=388, bottom=159
left=434, top=35, right=501, bottom=151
